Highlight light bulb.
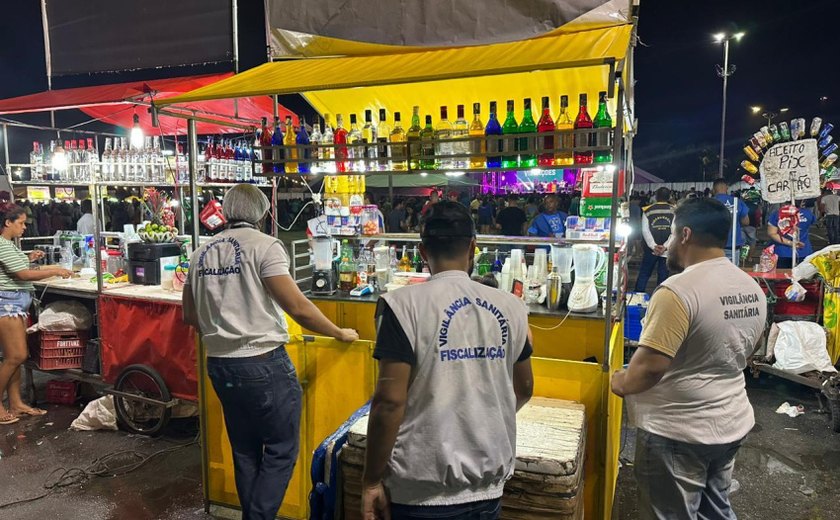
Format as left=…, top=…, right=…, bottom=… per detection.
left=130, top=114, right=144, bottom=149
left=51, top=145, right=68, bottom=172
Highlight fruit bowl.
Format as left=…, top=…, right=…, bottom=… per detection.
left=138, top=225, right=177, bottom=243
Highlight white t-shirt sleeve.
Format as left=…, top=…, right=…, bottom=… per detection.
left=260, top=241, right=291, bottom=278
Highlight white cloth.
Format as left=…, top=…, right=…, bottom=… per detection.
left=187, top=227, right=291, bottom=358
left=823, top=194, right=840, bottom=216
left=76, top=213, right=95, bottom=235
left=627, top=257, right=766, bottom=444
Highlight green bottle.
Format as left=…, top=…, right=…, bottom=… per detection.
left=419, top=115, right=436, bottom=170
left=593, top=91, right=613, bottom=163
left=412, top=246, right=423, bottom=272
left=407, top=106, right=422, bottom=170
left=518, top=98, right=537, bottom=168
left=502, top=99, right=519, bottom=168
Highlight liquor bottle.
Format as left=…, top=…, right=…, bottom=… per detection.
left=492, top=249, right=503, bottom=273
left=554, top=95, right=574, bottom=166
left=485, top=101, right=503, bottom=168
left=593, top=91, right=613, bottom=163
left=309, top=116, right=322, bottom=173
left=518, top=98, right=537, bottom=168
left=435, top=106, right=454, bottom=170
left=469, top=103, right=486, bottom=169
left=348, top=114, right=365, bottom=172
left=452, top=104, right=470, bottom=169
left=389, top=111, right=408, bottom=171
left=363, top=109, right=378, bottom=170
left=407, top=106, right=422, bottom=170
left=377, top=108, right=391, bottom=171
left=259, top=118, right=273, bottom=175
left=233, top=141, right=244, bottom=182
left=284, top=116, right=298, bottom=173
left=116, top=137, right=128, bottom=182
left=297, top=116, right=311, bottom=174
left=420, top=115, right=436, bottom=170
left=573, top=93, right=594, bottom=165
left=338, top=240, right=357, bottom=292
left=101, top=138, right=113, bottom=182
left=86, top=138, right=97, bottom=182
left=271, top=116, right=284, bottom=174
left=478, top=247, right=492, bottom=276
left=30, top=142, right=42, bottom=181
left=398, top=245, right=412, bottom=272
left=213, top=137, right=226, bottom=180
left=502, top=100, right=519, bottom=168
left=334, top=114, right=348, bottom=173
left=321, top=114, right=336, bottom=174
left=67, top=140, right=77, bottom=181
left=537, top=96, right=556, bottom=167
left=412, top=246, right=423, bottom=272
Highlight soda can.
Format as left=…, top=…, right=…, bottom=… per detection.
left=743, top=145, right=760, bottom=162
left=824, top=165, right=839, bottom=180
left=821, top=143, right=838, bottom=159
left=779, top=121, right=792, bottom=141
left=741, top=174, right=756, bottom=186
left=822, top=153, right=838, bottom=169
left=749, top=137, right=763, bottom=153
left=753, top=131, right=768, bottom=149
left=819, top=123, right=834, bottom=141
left=819, top=135, right=834, bottom=149
left=790, top=119, right=802, bottom=140
left=740, top=160, right=758, bottom=175
left=768, top=124, right=781, bottom=142
left=810, top=117, right=823, bottom=137
left=798, top=118, right=807, bottom=139
left=761, top=126, right=774, bottom=145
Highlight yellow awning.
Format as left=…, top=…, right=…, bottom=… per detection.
left=158, top=25, right=632, bottom=126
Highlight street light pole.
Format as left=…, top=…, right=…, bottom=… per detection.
left=719, top=38, right=730, bottom=178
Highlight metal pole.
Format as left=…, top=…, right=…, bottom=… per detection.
left=92, top=183, right=103, bottom=293
left=231, top=0, right=240, bottom=119
left=40, top=0, right=56, bottom=129
left=718, top=39, right=729, bottom=178
left=731, top=195, right=738, bottom=264
left=603, top=81, right=625, bottom=373
left=2, top=124, right=10, bottom=173
left=188, top=119, right=200, bottom=247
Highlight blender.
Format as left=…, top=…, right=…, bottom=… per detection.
left=547, top=246, right=574, bottom=310
left=311, top=236, right=337, bottom=295
left=567, top=244, right=606, bottom=313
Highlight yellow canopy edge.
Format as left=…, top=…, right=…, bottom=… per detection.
left=157, top=25, right=633, bottom=111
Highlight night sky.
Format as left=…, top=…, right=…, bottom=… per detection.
left=1, top=0, right=839, bottom=182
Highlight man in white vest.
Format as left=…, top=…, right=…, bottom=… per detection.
left=611, top=197, right=766, bottom=520
left=361, top=201, right=534, bottom=520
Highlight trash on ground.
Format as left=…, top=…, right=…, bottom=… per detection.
left=776, top=402, right=806, bottom=417
left=70, top=395, right=118, bottom=431
left=799, top=484, right=815, bottom=496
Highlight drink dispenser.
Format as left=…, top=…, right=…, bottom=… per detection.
left=567, top=244, right=606, bottom=313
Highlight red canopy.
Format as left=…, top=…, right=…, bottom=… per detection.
left=0, top=73, right=297, bottom=135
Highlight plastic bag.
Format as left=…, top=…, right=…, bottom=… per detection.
left=37, top=301, right=93, bottom=331
left=770, top=321, right=838, bottom=374
left=785, top=281, right=807, bottom=302
left=70, top=395, right=118, bottom=431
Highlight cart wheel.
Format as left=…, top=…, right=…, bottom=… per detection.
left=831, top=398, right=840, bottom=434
left=113, top=364, right=172, bottom=436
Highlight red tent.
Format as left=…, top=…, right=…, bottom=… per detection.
left=0, top=73, right=297, bottom=135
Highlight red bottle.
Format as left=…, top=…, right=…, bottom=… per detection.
left=573, top=93, right=593, bottom=165
left=334, top=114, right=349, bottom=173
left=537, top=96, right=556, bottom=167
left=259, top=117, right=273, bottom=174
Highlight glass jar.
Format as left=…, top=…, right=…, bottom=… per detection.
left=161, top=264, right=176, bottom=291
left=360, top=205, right=381, bottom=235
left=173, top=264, right=189, bottom=292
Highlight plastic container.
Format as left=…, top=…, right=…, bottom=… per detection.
left=31, top=330, right=91, bottom=370
left=46, top=379, right=78, bottom=405
left=360, top=205, right=381, bottom=235
left=106, top=250, right=124, bottom=275
left=173, top=265, right=189, bottom=292
left=162, top=264, right=177, bottom=291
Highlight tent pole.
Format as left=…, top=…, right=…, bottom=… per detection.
left=188, top=119, right=200, bottom=247
left=231, top=0, right=240, bottom=118
left=40, top=0, right=56, bottom=130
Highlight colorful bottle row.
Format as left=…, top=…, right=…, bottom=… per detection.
left=256, top=93, right=615, bottom=175
left=741, top=118, right=837, bottom=175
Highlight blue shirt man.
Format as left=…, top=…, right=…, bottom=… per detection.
left=528, top=195, right=567, bottom=237
left=712, top=179, right=749, bottom=250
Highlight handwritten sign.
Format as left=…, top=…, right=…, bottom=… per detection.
left=759, top=139, right=820, bottom=203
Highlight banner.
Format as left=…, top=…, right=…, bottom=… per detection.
left=54, top=188, right=76, bottom=201
left=26, top=187, right=51, bottom=201
left=759, top=139, right=821, bottom=203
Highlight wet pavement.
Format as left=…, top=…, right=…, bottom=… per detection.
left=615, top=374, right=840, bottom=520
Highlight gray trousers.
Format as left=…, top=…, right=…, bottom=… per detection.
left=635, top=429, right=743, bottom=520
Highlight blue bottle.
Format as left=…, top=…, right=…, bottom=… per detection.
left=271, top=116, right=284, bottom=174
left=485, top=101, right=503, bottom=168
left=297, top=116, right=311, bottom=174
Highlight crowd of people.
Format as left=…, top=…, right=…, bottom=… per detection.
left=10, top=198, right=151, bottom=237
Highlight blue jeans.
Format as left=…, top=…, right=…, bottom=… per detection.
left=207, top=347, right=302, bottom=520
left=634, top=248, right=668, bottom=293
left=635, top=429, right=744, bottom=520
left=390, top=499, right=502, bottom=520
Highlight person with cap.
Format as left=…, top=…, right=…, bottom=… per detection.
left=182, top=184, right=358, bottom=520
left=420, top=190, right=440, bottom=217
left=361, top=201, right=534, bottom=520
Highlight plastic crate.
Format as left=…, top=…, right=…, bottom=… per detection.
left=30, top=330, right=91, bottom=370
left=46, top=379, right=78, bottom=405
left=40, top=330, right=90, bottom=350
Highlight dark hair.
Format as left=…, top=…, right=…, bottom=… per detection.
left=0, top=203, right=26, bottom=229
left=713, top=178, right=728, bottom=190
left=420, top=201, right=475, bottom=260
left=81, top=199, right=93, bottom=213
left=673, top=198, right=730, bottom=248
left=655, top=187, right=671, bottom=202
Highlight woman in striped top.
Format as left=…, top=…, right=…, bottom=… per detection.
left=0, top=203, right=72, bottom=425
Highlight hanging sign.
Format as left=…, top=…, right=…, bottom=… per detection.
left=26, top=186, right=51, bottom=201
left=54, top=187, right=76, bottom=200
left=759, top=139, right=821, bottom=203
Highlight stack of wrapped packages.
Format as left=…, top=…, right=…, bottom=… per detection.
left=339, top=398, right=586, bottom=519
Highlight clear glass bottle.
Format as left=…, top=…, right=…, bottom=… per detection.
left=469, top=103, right=485, bottom=169
left=321, top=114, right=336, bottom=174
left=435, top=106, right=454, bottom=170
left=452, top=104, right=470, bottom=169
left=101, top=138, right=113, bottom=182
left=309, top=116, right=322, bottom=173
left=30, top=142, right=42, bottom=181
left=348, top=114, right=364, bottom=172
left=362, top=109, right=377, bottom=171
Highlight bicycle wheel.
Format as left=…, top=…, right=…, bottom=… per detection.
left=113, top=364, right=172, bottom=436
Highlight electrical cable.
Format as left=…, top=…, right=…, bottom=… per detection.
left=0, top=435, right=197, bottom=510
left=529, top=307, right=573, bottom=331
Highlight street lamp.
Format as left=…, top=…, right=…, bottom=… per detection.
left=750, top=105, right=790, bottom=126
left=714, top=31, right=745, bottom=178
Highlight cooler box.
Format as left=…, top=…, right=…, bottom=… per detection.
left=339, top=398, right=586, bottom=519
left=127, top=242, right=181, bottom=285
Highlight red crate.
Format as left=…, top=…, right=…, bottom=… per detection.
left=46, top=379, right=78, bottom=405
left=40, top=330, right=90, bottom=350
left=30, top=330, right=91, bottom=370
left=36, top=355, right=84, bottom=370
